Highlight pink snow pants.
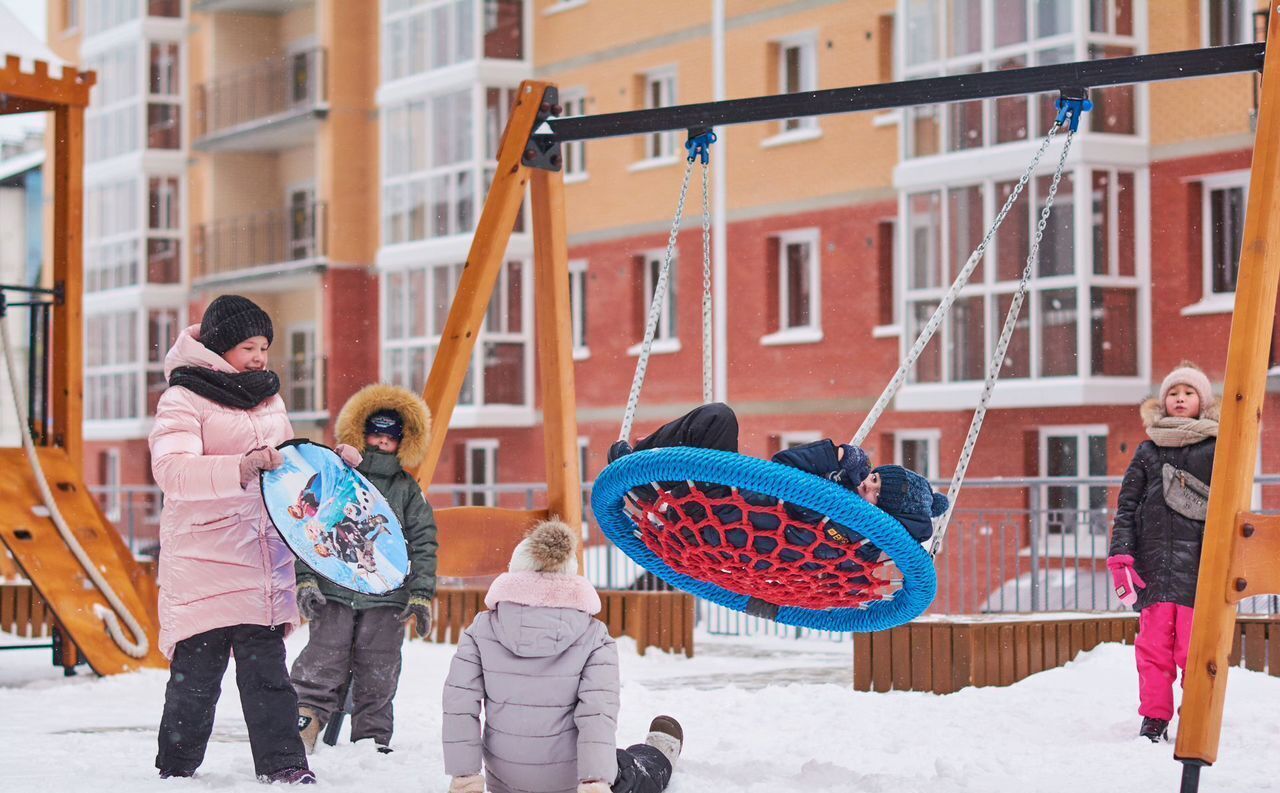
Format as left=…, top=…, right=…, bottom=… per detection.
left=1135, top=602, right=1195, bottom=720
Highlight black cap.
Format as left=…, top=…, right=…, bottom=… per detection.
left=365, top=409, right=404, bottom=441
left=198, top=295, right=274, bottom=355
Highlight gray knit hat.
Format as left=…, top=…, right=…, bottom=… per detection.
left=198, top=295, right=274, bottom=355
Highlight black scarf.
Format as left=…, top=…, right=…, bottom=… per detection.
left=168, top=366, right=280, bottom=409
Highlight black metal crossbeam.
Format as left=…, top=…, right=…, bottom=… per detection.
left=544, top=43, right=1263, bottom=142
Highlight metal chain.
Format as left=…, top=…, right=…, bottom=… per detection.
left=930, top=127, right=1077, bottom=557
left=851, top=123, right=1062, bottom=447
left=619, top=157, right=697, bottom=442
left=700, top=160, right=714, bottom=405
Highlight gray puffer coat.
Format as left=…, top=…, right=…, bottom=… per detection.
left=442, top=572, right=619, bottom=793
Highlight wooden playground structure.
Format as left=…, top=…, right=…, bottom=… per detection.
left=1, top=4, right=1280, bottom=789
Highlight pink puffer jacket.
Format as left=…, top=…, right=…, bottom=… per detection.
left=149, top=325, right=298, bottom=659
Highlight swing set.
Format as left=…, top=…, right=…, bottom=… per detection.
left=413, top=5, right=1280, bottom=789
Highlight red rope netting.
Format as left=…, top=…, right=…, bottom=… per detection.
left=627, top=482, right=897, bottom=610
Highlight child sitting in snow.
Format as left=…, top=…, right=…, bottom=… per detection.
left=609, top=402, right=947, bottom=547
left=1108, top=362, right=1218, bottom=742
left=291, top=385, right=439, bottom=754
left=443, top=519, right=684, bottom=793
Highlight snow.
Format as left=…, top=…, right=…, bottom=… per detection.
left=2, top=627, right=1279, bottom=792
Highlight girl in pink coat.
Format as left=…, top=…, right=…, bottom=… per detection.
left=149, top=295, right=315, bottom=784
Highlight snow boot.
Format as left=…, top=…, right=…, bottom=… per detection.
left=646, top=715, right=683, bottom=765
left=297, top=707, right=323, bottom=755
left=1140, top=717, right=1169, bottom=743
left=158, top=769, right=194, bottom=779
left=259, top=766, right=317, bottom=784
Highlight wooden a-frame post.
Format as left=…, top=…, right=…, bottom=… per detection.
left=413, top=81, right=582, bottom=574
left=1176, top=0, right=1280, bottom=782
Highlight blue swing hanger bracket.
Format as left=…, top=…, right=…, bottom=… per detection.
left=1054, top=88, right=1094, bottom=133
left=685, top=128, right=717, bottom=164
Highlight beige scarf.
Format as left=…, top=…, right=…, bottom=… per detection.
left=1146, top=416, right=1219, bottom=448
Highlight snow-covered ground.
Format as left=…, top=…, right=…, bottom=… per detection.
left=1, top=627, right=1277, bottom=792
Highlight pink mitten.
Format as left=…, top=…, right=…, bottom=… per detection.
left=1107, top=554, right=1146, bottom=606
left=335, top=443, right=363, bottom=468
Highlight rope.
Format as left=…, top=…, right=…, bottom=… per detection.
left=700, top=161, right=714, bottom=405
left=931, top=127, right=1077, bottom=557
left=0, top=315, right=149, bottom=658
left=619, top=158, right=696, bottom=442
left=851, top=124, right=1062, bottom=447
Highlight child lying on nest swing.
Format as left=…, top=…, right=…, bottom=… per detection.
left=607, top=403, right=948, bottom=554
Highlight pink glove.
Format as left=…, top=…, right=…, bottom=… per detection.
left=1107, top=554, right=1146, bottom=606
left=239, top=446, right=284, bottom=488
left=335, top=443, right=363, bottom=468
left=448, top=775, right=485, bottom=793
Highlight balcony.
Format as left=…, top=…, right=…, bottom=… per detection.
left=191, top=0, right=312, bottom=16
left=193, top=48, right=327, bottom=151
left=192, top=201, right=327, bottom=285
left=282, top=353, right=326, bottom=419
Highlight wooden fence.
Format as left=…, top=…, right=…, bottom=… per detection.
left=0, top=582, right=54, bottom=639
left=429, top=587, right=695, bottom=657
left=853, top=613, right=1280, bottom=694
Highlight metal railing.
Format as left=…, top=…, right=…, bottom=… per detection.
left=194, top=47, right=327, bottom=142
left=87, top=475, right=1280, bottom=640
left=192, top=201, right=327, bottom=280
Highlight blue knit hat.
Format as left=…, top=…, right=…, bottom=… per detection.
left=873, top=465, right=949, bottom=542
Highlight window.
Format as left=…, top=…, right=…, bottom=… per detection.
left=85, top=0, right=141, bottom=36
left=99, top=450, right=121, bottom=521
left=483, top=0, right=524, bottom=60
left=147, top=176, right=181, bottom=284
left=464, top=440, right=498, bottom=507
left=895, top=430, right=940, bottom=480
left=1202, top=173, right=1249, bottom=300
left=383, top=260, right=531, bottom=408
left=773, top=34, right=818, bottom=136
left=147, top=42, right=182, bottom=150
left=569, top=259, right=589, bottom=359
left=578, top=436, right=591, bottom=524
left=86, top=44, right=141, bottom=162
left=640, top=69, right=677, bottom=162
left=764, top=230, right=822, bottom=343
left=774, top=431, right=822, bottom=454
left=285, top=325, right=319, bottom=414
left=86, top=311, right=141, bottom=421
left=1204, top=0, right=1252, bottom=47
left=901, top=168, right=1141, bottom=386
left=901, top=0, right=1137, bottom=157
left=637, top=251, right=678, bottom=348
left=63, top=0, right=79, bottom=30
left=382, top=0, right=478, bottom=82
left=561, top=89, right=588, bottom=181
left=147, top=308, right=180, bottom=414
left=1039, top=427, right=1109, bottom=556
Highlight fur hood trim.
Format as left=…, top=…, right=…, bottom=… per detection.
left=1141, top=397, right=1221, bottom=428
left=484, top=571, right=602, bottom=615
left=336, top=384, right=432, bottom=469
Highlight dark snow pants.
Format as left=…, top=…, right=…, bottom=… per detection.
left=632, top=402, right=739, bottom=455
left=156, top=624, right=307, bottom=777
left=613, top=744, right=674, bottom=793
left=290, top=601, right=405, bottom=746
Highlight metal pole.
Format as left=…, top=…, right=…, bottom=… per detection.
left=1029, top=487, right=1041, bottom=612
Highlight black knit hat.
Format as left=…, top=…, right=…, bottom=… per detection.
left=873, top=465, right=949, bottom=542
left=365, top=409, right=404, bottom=441
left=198, top=295, right=274, bottom=355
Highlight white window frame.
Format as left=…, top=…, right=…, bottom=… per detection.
left=1184, top=170, right=1250, bottom=316
left=777, top=431, right=822, bottom=451
left=464, top=439, right=499, bottom=507
left=628, top=250, right=681, bottom=355
left=762, top=228, right=823, bottom=345
left=569, top=259, right=589, bottom=360
left=578, top=435, right=591, bottom=533
left=634, top=68, right=678, bottom=168
left=764, top=31, right=821, bottom=146
left=894, top=429, right=942, bottom=481
left=1202, top=0, right=1253, bottom=48
left=1037, top=424, right=1110, bottom=558
left=101, top=449, right=121, bottom=522
left=561, top=88, right=589, bottom=183
left=544, top=0, right=588, bottom=15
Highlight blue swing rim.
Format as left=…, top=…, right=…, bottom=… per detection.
left=591, top=447, right=937, bottom=632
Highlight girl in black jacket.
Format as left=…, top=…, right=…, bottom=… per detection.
left=1107, top=363, right=1218, bottom=743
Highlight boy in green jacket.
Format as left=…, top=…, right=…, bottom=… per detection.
left=291, top=384, right=439, bottom=753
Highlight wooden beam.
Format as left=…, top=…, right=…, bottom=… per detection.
left=1224, top=514, right=1280, bottom=603
left=435, top=506, right=547, bottom=578
left=0, top=58, right=93, bottom=106
left=1176, top=0, right=1280, bottom=768
left=531, top=166, right=583, bottom=535
left=0, top=97, right=55, bottom=115
left=414, top=81, right=552, bottom=489
left=51, top=104, right=84, bottom=465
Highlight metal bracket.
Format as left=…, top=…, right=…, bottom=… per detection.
left=1054, top=87, right=1093, bottom=133
left=522, top=86, right=563, bottom=172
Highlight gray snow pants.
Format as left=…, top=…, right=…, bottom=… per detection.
left=289, top=602, right=405, bottom=746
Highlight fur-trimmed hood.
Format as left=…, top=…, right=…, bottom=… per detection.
left=1140, top=397, right=1221, bottom=429
left=336, top=384, right=432, bottom=469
